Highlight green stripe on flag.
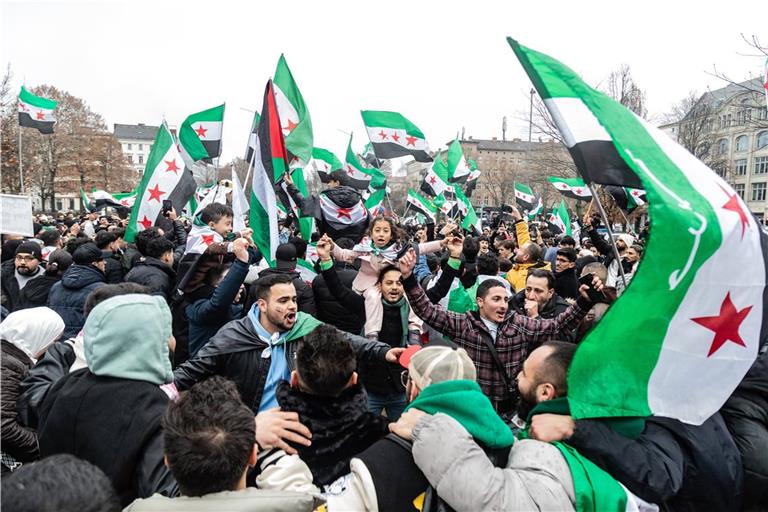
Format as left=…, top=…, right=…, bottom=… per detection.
left=19, top=86, right=57, bottom=109
left=360, top=110, right=425, bottom=138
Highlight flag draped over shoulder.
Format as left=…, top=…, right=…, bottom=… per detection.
left=18, top=86, right=57, bottom=134
left=361, top=110, right=432, bottom=162
left=406, top=188, right=438, bottom=223
left=274, top=55, right=313, bottom=165
left=509, top=37, right=767, bottom=425
left=125, top=123, right=196, bottom=242
left=178, top=104, right=225, bottom=162
left=248, top=80, right=286, bottom=263
left=548, top=176, right=592, bottom=201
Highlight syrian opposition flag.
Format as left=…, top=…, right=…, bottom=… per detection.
left=527, top=195, right=544, bottom=220
left=344, top=134, right=386, bottom=190
left=606, top=185, right=647, bottom=212
left=178, top=104, right=225, bottom=162
left=296, top=258, right=318, bottom=284
left=231, top=168, right=249, bottom=233
left=547, top=200, right=572, bottom=235
left=447, top=139, right=471, bottom=183
left=125, top=123, right=196, bottom=242
left=464, top=158, right=481, bottom=197
left=79, top=188, right=91, bottom=211
left=244, top=110, right=261, bottom=166
left=406, top=188, right=438, bottom=223
left=274, top=55, right=313, bottom=166
left=360, top=110, right=432, bottom=162
left=514, top=182, right=537, bottom=211
left=365, top=188, right=387, bottom=217
left=113, top=191, right=137, bottom=209
left=309, top=147, right=343, bottom=183
left=548, top=176, right=592, bottom=201
left=18, top=86, right=56, bottom=134
left=91, top=189, right=131, bottom=211
left=510, top=38, right=767, bottom=425
left=421, top=158, right=454, bottom=198
left=319, top=193, right=368, bottom=229
left=455, top=188, right=481, bottom=234
left=361, top=142, right=382, bottom=169
left=249, top=80, right=287, bottom=263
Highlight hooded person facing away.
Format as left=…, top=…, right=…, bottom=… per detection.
left=37, top=294, right=177, bottom=507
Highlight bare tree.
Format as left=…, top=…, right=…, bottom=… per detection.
left=602, top=64, right=648, bottom=119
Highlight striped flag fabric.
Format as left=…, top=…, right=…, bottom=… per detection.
left=465, top=158, right=481, bottom=197
left=606, top=185, right=647, bottom=212
left=79, top=188, right=91, bottom=211
left=421, top=158, right=454, bottom=198
left=344, top=134, right=386, bottom=190
left=90, top=189, right=131, bottom=211
left=18, top=86, right=56, bottom=134
left=277, top=167, right=313, bottom=239
left=514, top=182, right=537, bottom=211
left=510, top=37, right=766, bottom=424
left=248, top=80, right=286, bottom=263
left=309, top=147, right=343, bottom=183
left=527, top=196, right=543, bottom=220
left=365, top=188, right=387, bottom=217
left=124, top=123, right=196, bottom=242
left=274, top=55, right=313, bottom=166
left=244, top=111, right=261, bottom=165
left=360, top=110, right=432, bottom=162
left=548, top=176, right=593, bottom=201
left=113, top=191, right=137, bottom=209
left=178, top=104, right=225, bottom=162
left=547, top=200, right=572, bottom=235
left=406, top=188, right=438, bottom=223
left=447, top=139, right=471, bottom=183
left=231, top=168, right=249, bottom=233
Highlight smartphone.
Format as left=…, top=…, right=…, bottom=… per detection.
left=578, top=273, right=604, bottom=302
left=162, top=200, right=173, bottom=215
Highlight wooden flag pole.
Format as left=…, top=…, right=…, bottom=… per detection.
left=586, top=183, right=627, bottom=288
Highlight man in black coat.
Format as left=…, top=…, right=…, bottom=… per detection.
left=554, top=247, right=579, bottom=300
left=1, top=242, right=44, bottom=313
left=94, top=230, right=125, bottom=284
left=509, top=268, right=573, bottom=340
left=125, top=237, right=176, bottom=303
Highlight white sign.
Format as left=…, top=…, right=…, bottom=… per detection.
left=0, top=194, right=34, bottom=236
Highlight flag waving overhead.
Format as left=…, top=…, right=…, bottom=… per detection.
left=606, top=185, right=647, bottom=212
left=406, top=188, right=438, bottom=223
left=178, top=104, right=225, bottom=162
left=447, top=139, right=471, bottom=183
left=361, top=110, right=432, bottom=162
left=365, top=188, right=387, bottom=217
left=249, top=80, right=286, bottom=263
left=244, top=111, right=261, bottom=165
left=274, top=55, right=313, bottom=166
left=125, top=123, right=196, bottom=242
left=548, top=176, right=593, bottom=201
left=344, top=134, right=387, bottom=190
left=421, top=157, right=454, bottom=198
left=509, top=37, right=766, bottom=425
left=548, top=200, right=572, bottom=235
left=309, top=147, right=343, bottom=183
left=514, top=182, right=537, bottom=211
left=18, top=86, right=57, bottom=134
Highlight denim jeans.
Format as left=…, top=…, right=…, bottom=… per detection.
left=366, top=390, right=408, bottom=421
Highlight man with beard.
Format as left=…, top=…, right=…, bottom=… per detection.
left=1, top=242, right=45, bottom=313
left=509, top=269, right=572, bottom=341
left=554, top=247, right=579, bottom=300
left=398, top=249, right=601, bottom=417
left=173, top=273, right=405, bottom=452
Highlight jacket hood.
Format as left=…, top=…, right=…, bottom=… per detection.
left=0, top=307, right=64, bottom=361
left=83, top=294, right=173, bottom=385
left=61, top=264, right=105, bottom=290
left=323, top=186, right=363, bottom=209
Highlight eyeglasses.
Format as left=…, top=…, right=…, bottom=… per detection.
left=400, top=370, right=410, bottom=387
left=14, top=254, right=37, bottom=262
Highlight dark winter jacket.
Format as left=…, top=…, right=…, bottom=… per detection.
left=276, top=381, right=390, bottom=486
left=568, top=413, right=743, bottom=512
left=1, top=260, right=43, bottom=313
left=312, top=263, right=364, bottom=334
left=286, top=183, right=371, bottom=244
left=0, top=340, right=38, bottom=463
left=720, top=349, right=768, bottom=508
left=125, top=257, right=176, bottom=302
left=509, top=290, right=574, bottom=341
left=47, top=265, right=106, bottom=338
left=554, top=267, right=579, bottom=300
left=103, top=252, right=125, bottom=284
left=246, top=267, right=316, bottom=315
left=174, top=315, right=393, bottom=413
left=17, top=341, right=76, bottom=429
left=16, top=274, right=60, bottom=310
left=186, top=259, right=249, bottom=358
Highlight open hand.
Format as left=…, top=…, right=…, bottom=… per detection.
left=255, top=408, right=312, bottom=455
left=389, top=408, right=428, bottom=441
left=397, top=248, right=417, bottom=278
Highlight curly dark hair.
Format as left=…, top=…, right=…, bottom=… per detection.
left=296, top=324, right=356, bottom=397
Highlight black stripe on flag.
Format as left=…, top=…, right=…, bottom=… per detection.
left=202, top=140, right=222, bottom=160
left=568, top=140, right=642, bottom=189
left=18, top=112, right=54, bottom=134
left=407, top=200, right=434, bottom=222
left=157, top=167, right=197, bottom=223
left=372, top=142, right=432, bottom=163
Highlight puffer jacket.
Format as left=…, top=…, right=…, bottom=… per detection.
left=0, top=340, right=39, bottom=464
left=125, top=257, right=176, bottom=302
left=312, top=263, right=364, bottom=334
left=47, top=265, right=106, bottom=338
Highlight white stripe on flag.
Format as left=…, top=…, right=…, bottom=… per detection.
left=364, top=126, right=428, bottom=150
left=544, top=97, right=612, bottom=148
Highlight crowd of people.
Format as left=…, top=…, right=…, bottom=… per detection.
left=1, top=170, right=766, bottom=511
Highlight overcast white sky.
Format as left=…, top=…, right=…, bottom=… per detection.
left=2, top=0, right=765, bottom=163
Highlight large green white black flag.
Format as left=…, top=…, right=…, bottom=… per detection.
left=509, top=38, right=766, bottom=425
left=18, top=86, right=57, bottom=134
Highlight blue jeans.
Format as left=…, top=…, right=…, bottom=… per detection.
left=366, top=390, right=408, bottom=421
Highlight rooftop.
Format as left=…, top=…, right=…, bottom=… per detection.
left=113, top=123, right=159, bottom=141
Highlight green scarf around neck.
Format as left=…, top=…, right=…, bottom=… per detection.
left=248, top=308, right=324, bottom=346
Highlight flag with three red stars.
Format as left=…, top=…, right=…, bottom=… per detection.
left=360, top=110, right=432, bottom=163
left=178, top=104, right=225, bottom=162
left=510, top=38, right=767, bottom=425
left=124, top=123, right=196, bottom=242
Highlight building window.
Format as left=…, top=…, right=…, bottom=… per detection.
left=139, top=144, right=143, bottom=151
left=755, top=156, right=768, bottom=174
left=127, top=143, right=132, bottom=150
left=751, top=182, right=766, bottom=202
left=138, top=154, right=144, bottom=164
left=56, top=201, right=62, bottom=210
left=69, top=198, right=75, bottom=210
left=127, top=154, right=132, bottom=163
left=726, top=114, right=732, bottom=127
left=757, top=131, right=768, bottom=150
left=759, top=107, right=768, bottom=121
left=735, top=135, right=748, bottom=152
left=734, top=158, right=747, bottom=176
left=733, top=183, right=745, bottom=199
left=718, top=139, right=728, bottom=155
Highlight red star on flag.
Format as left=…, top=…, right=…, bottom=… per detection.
left=405, top=136, right=417, bottom=146
left=19, top=103, right=28, bottom=112
left=691, top=292, right=752, bottom=357
left=391, top=133, right=400, bottom=143
left=147, top=184, right=165, bottom=202
left=283, top=119, right=298, bottom=133
left=719, top=185, right=750, bottom=239
left=35, top=111, right=45, bottom=120
left=139, top=216, right=153, bottom=229
left=194, top=125, right=208, bottom=138
left=201, top=234, right=215, bottom=246
left=164, top=159, right=180, bottom=174
left=575, top=188, right=582, bottom=194
left=430, top=176, right=437, bottom=185
left=378, top=130, right=388, bottom=140
left=337, top=207, right=353, bottom=220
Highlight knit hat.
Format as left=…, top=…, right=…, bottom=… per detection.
left=72, top=243, right=104, bottom=265
left=15, top=241, right=42, bottom=261
left=406, top=346, right=476, bottom=389
left=275, top=243, right=297, bottom=270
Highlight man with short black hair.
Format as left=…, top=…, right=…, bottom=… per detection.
left=246, top=243, right=316, bottom=315
left=125, top=237, right=176, bottom=302
left=510, top=269, right=571, bottom=335
left=94, top=230, right=124, bottom=284
left=554, top=247, right=579, bottom=300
